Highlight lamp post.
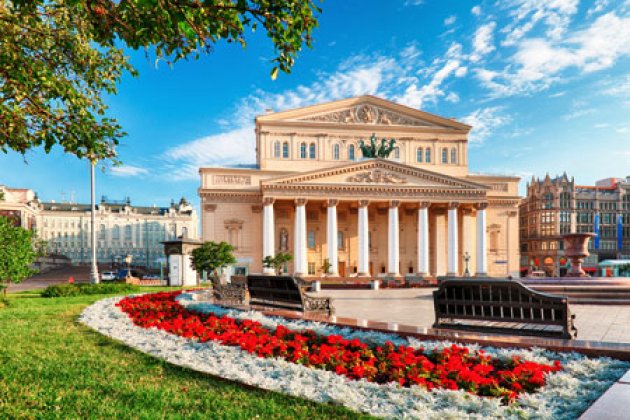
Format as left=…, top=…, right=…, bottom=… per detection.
left=125, top=254, right=132, bottom=279
left=463, top=251, right=471, bottom=277
left=90, top=159, right=100, bottom=284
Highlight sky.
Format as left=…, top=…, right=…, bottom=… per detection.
left=2, top=0, right=630, bottom=211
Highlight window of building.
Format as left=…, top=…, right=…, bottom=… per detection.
left=416, top=147, right=423, bottom=163
left=309, top=142, right=316, bottom=159
left=124, top=225, right=132, bottom=241
left=112, top=225, right=120, bottom=241
left=333, top=143, right=340, bottom=160
left=307, top=262, right=316, bottom=275
left=393, top=147, right=400, bottom=160
left=307, top=230, right=316, bottom=249
left=282, top=142, right=289, bottom=158
left=441, top=148, right=448, bottom=164
left=560, top=192, right=571, bottom=209
left=348, top=144, right=355, bottom=160
left=450, top=148, right=457, bottom=164
left=425, top=148, right=431, bottom=163
left=273, top=141, right=281, bottom=158
left=544, top=193, right=554, bottom=209
left=337, top=230, right=344, bottom=250
left=99, top=224, right=106, bottom=240
left=300, top=142, right=307, bottom=159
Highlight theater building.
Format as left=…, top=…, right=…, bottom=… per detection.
left=199, top=96, right=520, bottom=278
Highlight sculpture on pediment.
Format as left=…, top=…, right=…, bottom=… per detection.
left=279, top=228, right=289, bottom=251
left=358, top=133, right=396, bottom=158
left=346, top=169, right=407, bottom=184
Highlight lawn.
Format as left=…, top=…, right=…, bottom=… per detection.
left=0, top=289, right=369, bottom=419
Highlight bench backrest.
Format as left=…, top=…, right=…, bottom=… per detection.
left=433, top=279, right=570, bottom=327
left=247, top=275, right=305, bottom=311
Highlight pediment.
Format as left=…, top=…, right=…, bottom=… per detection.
left=262, top=159, right=488, bottom=190
left=256, top=95, right=470, bottom=131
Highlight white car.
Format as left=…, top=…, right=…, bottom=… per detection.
left=101, top=271, right=117, bottom=281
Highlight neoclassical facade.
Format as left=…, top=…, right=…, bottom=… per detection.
left=199, top=96, right=520, bottom=278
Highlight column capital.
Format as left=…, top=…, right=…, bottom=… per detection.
left=203, top=204, right=217, bottom=212
left=419, top=201, right=431, bottom=209
left=475, top=202, right=488, bottom=211
left=263, top=197, right=275, bottom=206
left=507, top=210, right=518, bottom=217
left=294, top=198, right=308, bottom=206
left=327, top=199, right=339, bottom=207
left=389, top=200, right=401, bottom=208
left=448, top=201, right=460, bottom=210
left=358, top=199, right=370, bottom=208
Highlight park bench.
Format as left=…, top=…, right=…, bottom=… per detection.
left=212, top=275, right=248, bottom=305
left=247, top=274, right=335, bottom=316
left=433, top=278, right=577, bottom=339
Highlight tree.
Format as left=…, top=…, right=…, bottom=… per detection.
left=0, top=216, right=39, bottom=297
left=321, top=258, right=331, bottom=275
left=262, top=252, right=292, bottom=275
left=0, top=1, right=320, bottom=160
left=191, top=241, right=237, bottom=278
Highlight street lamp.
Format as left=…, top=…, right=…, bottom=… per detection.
left=463, top=252, right=471, bottom=277
left=89, top=159, right=99, bottom=284
left=125, top=254, right=133, bottom=279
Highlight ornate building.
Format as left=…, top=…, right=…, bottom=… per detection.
left=0, top=185, right=39, bottom=229
left=199, top=96, right=520, bottom=278
left=35, top=197, right=197, bottom=268
left=520, top=174, right=630, bottom=276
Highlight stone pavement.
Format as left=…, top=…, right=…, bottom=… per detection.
left=313, top=288, right=630, bottom=344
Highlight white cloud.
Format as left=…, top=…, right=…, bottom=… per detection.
left=109, top=165, right=149, bottom=177
left=403, top=0, right=424, bottom=6
left=587, top=0, right=610, bottom=17
left=470, top=22, right=497, bottom=62
left=444, top=15, right=457, bottom=26
left=562, top=108, right=595, bottom=120
left=501, top=0, right=579, bottom=46
left=161, top=127, right=255, bottom=181
left=478, top=13, right=630, bottom=97
left=602, top=75, right=630, bottom=97
left=461, top=107, right=511, bottom=144
left=471, top=5, right=482, bottom=16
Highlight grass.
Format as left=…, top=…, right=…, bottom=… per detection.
left=0, top=288, right=370, bottom=419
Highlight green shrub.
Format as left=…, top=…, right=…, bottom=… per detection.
left=41, top=283, right=140, bottom=298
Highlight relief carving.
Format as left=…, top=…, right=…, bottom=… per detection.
left=297, top=105, right=432, bottom=127
left=214, top=175, right=251, bottom=185
left=346, top=169, right=407, bottom=184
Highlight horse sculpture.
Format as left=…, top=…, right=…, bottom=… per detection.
left=358, top=133, right=396, bottom=158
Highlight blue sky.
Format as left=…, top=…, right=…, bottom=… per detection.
left=2, top=0, right=630, bottom=210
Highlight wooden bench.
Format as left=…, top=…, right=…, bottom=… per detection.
left=433, top=278, right=577, bottom=339
left=247, top=275, right=335, bottom=316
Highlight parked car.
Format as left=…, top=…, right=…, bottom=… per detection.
left=116, top=269, right=142, bottom=281
left=101, top=271, right=117, bottom=281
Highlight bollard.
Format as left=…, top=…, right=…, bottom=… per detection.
left=311, top=280, right=321, bottom=292
left=370, top=279, right=380, bottom=290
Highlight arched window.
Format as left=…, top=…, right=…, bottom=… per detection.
left=348, top=144, right=355, bottom=161
left=300, top=142, right=307, bottom=159
left=450, top=147, right=457, bottom=164
left=309, top=142, right=316, bottom=159
left=441, top=148, right=448, bottom=163
left=333, top=143, right=340, bottom=160
left=416, top=147, right=423, bottom=163
left=425, top=148, right=431, bottom=163
left=124, top=225, right=132, bottom=240
left=282, top=142, right=289, bottom=158
left=273, top=141, right=280, bottom=158
left=393, top=147, right=400, bottom=160
left=112, top=225, right=120, bottom=241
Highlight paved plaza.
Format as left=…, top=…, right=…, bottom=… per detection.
left=314, top=288, right=630, bottom=344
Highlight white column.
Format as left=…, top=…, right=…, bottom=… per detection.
left=387, top=201, right=400, bottom=276
left=293, top=199, right=307, bottom=276
left=417, top=202, right=430, bottom=276
left=262, top=198, right=275, bottom=274
left=326, top=200, right=339, bottom=276
left=476, top=203, right=488, bottom=276
left=357, top=200, right=370, bottom=276
left=447, top=202, right=459, bottom=276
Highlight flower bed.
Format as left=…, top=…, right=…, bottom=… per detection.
left=80, top=292, right=630, bottom=418
left=117, top=291, right=560, bottom=403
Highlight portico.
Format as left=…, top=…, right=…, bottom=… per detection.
left=253, top=158, right=491, bottom=277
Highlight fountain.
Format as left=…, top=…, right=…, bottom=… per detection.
left=562, top=233, right=596, bottom=277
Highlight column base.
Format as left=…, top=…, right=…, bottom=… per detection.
left=263, top=268, right=276, bottom=275
left=475, top=272, right=488, bottom=277
left=357, top=272, right=371, bottom=277
left=446, top=272, right=458, bottom=277
left=415, top=272, right=428, bottom=277
left=387, top=273, right=401, bottom=277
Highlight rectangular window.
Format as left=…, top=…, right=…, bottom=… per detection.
left=307, top=262, right=316, bottom=275
left=307, top=231, right=316, bottom=249
left=337, top=231, right=344, bottom=250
